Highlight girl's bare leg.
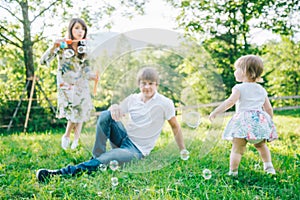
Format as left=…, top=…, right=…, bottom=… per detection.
left=254, top=140, right=271, bottom=162
left=229, top=138, right=247, bottom=175
left=254, top=140, right=275, bottom=174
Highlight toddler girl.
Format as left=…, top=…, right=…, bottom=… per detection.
left=209, top=55, right=278, bottom=176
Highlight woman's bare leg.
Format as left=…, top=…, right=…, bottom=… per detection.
left=63, top=121, right=75, bottom=138
left=73, top=122, right=83, bottom=141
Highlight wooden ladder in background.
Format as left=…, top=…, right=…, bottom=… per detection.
left=7, top=75, right=56, bottom=132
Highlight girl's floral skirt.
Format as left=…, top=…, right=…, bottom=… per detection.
left=223, top=110, right=278, bottom=143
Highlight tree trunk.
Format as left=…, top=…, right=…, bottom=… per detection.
left=241, top=1, right=249, bottom=52
left=20, top=1, right=36, bottom=102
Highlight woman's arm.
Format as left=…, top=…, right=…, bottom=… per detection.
left=40, top=46, right=58, bottom=66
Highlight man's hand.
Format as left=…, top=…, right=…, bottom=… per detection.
left=109, top=104, right=123, bottom=121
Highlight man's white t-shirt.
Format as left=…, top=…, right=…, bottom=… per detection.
left=120, top=92, right=175, bottom=156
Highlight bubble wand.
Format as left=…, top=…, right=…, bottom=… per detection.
left=93, top=71, right=99, bottom=96
left=55, top=38, right=87, bottom=49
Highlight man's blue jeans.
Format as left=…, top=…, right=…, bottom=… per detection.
left=60, top=110, right=143, bottom=176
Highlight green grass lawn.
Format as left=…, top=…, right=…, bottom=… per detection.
left=0, top=110, right=299, bottom=199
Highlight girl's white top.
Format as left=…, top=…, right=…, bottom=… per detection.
left=233, top=82, right=267, bottom=112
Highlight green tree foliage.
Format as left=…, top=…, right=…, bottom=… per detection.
left=167, top=0, right=300, bottom=96
left=0, top=0, right=73, bottom=98
left=0, top=46, right=25, bottom=101
left=171, top=39, right=225, bottom=114
left=262, top=37, right=300, bottom=107
left=0, top=0, right=75, bottom=132
left=92, top=34, right=224, bottom=117
left=0, top=0, right=148, bottom=132
left=0, top=0, right=148, bottom=101
left=92, top=35, right=185, bottom=109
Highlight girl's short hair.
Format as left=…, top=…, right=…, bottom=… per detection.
left=234, top=55, right=264, bottom=82
left=137, top=67, right=160, bottom=84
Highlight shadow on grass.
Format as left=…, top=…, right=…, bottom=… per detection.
left=274, top=108, right=300, bottom=117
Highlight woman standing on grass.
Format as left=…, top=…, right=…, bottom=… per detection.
left=209, top=55, right=278, bottom=176
left=40, top=18, right=98, bottom=150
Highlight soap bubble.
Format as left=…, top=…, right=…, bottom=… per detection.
left=79, top=40, right=87, bottom=46
left=182, top=111, right=201, bottom=128
left=254, top=163, right=261, bottom=170
left=63, top=49, right=75, bottom=58
left=78, top=45, right=87, bottom=54
left=180, top=149, right=190, bottom=161
left=202, top=169, right=212, bottom=180
left=98, top=164, right=107, bottom=172
left=198, top=129, right=223, bottom=160
left=109, top=160, right=119, bottom=171
left=79, top=28, right=225, bottom=173
left=97, top=191, right=103, bottom=197
left=111, top=177, right=119, bottom=187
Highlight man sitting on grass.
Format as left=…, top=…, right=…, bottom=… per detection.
left=36, top=66, right=187, bottom=182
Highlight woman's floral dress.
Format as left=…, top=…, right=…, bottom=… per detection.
left=40, top=47, right=94, bottom=123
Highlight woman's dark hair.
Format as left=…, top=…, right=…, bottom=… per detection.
left=67, top=18, right=88, bottom=60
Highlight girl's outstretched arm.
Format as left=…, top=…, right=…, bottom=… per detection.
left=263, top=97, right=273, bottom=118
left=209, top=88, right=240, bottom=121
